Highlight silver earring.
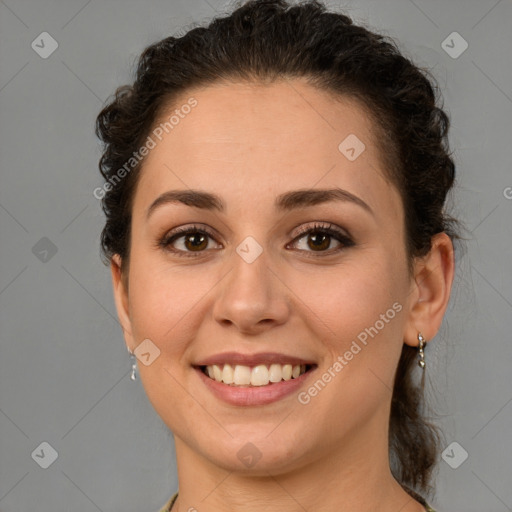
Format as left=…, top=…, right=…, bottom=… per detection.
left=417, top=332, right=426, bottom=369
left=129, top=350, right=137, bottom=381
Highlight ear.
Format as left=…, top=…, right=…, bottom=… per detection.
left=403, top=232, right=455, bottom=347
left=110, top=254, right=135, bottom=352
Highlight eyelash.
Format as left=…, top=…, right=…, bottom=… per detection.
left=157, top=222, right=354, bottom=258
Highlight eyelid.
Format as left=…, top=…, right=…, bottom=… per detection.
left=286, top=222, right=354, bottom=255
left=290, top=221, right=351, bottom=240
left=157, top=224, right=221, bottom=252
left=158, top=221, right=354, bottom=257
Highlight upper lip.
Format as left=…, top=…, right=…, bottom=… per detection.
left=194, top=352, right=317, bottom=367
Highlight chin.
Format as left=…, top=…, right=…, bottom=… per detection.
left=197, top=434, right=314, bottom=475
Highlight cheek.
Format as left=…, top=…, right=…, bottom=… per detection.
left=295, top=253, right=407, bottom=392
left=296, top=257, right=404, bottom=337
left=127, top=256, right=217, bottom=346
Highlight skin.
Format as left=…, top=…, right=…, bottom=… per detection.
left=111, top=79, right=454, bottom=512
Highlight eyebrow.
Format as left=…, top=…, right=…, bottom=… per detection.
left=146, top=187, right=374, bottom=220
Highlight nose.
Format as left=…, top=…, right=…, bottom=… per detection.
left=212, top=243, right=290, bottom=335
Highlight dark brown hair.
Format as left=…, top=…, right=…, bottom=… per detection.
left=95, top=0, right=459, bottom=501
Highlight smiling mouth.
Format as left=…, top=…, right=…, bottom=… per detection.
left=197, top=363, right=317, bottom=387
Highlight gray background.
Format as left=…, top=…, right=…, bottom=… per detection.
left=0, top=0, right=511, bottom=511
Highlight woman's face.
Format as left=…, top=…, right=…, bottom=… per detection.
left=113, top=79, right=422, bottom=473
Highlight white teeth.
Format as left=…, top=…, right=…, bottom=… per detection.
left=233, top=364, right=251, bottom=385
left=204, top=363, right=308, bottom=386
left=222, top=364, right=234, bottom=384
left=268, top=363, right=283, bottom=382
left=212, top=365, right=222, bottom=381
left=250, top=365, right=269, bottom=386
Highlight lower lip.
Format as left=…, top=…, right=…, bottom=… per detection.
left=194, top=366, right=317, bottom=406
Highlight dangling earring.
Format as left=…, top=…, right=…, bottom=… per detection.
left=129, top=349, right=137, bottom=381
left=417, top=332, right=426, bottom=369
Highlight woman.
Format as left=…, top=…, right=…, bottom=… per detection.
left=95, top=1, right=458, bottom=510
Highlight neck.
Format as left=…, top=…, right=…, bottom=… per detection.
left=170, top=410, right=426, bottom=512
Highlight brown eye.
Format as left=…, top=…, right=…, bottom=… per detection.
left=289, top=222, right=354, bottom=255
left=305, top=232, right=333, bottom=251
left=158, top=222, right=354, bottom=258
left=293, top=230, right=341, bottom=252
left=158, top=225, right=221, bottom=257
left=182, top=232, right=208, bottom=251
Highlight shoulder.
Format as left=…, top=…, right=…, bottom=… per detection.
left=157, top=491, right=178, bottom=512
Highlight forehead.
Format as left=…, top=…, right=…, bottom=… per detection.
left=152, top=79, right=376, bottom=164
left=133, top=79, right=399, bottom=218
